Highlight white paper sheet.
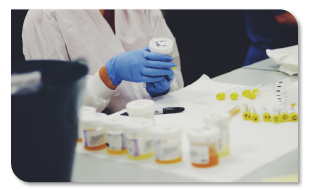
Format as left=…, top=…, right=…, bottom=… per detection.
left=76, top=74, right=298, bottom=182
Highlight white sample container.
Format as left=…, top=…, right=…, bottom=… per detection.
left=77, top=106, right=97, bottom=143
left=126, top=99, right=155, bottom=124
left=203, top=111, right=231, bottom=157
left=80, top=113, right=107, bottom=151
left=151, top=124, right=182, bottom=164
left=188, top=127, right=220, bottom=168
left=149, top=37, right=174, bottom=56
left=102, top=117, right=127, bottom=155
left=123, top=119, right=154, bottom=160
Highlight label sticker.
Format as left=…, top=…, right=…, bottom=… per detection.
left=190, top=144, right=209, bottom=164
left=83, top=129, right=105, bottom=147
left=125, top=136, right=153, bottom=156
left=155, top=139, right=181, bottom=161
left=105, top=132, right=124, bottom=150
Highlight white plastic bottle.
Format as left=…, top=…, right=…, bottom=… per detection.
left=126, top=99, right=155, bottom=124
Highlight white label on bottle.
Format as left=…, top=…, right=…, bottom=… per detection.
left=105, top=132, right=124, bottom=150
left=155, top=139, right=181, bottom=161
left=83, top=129, right=105, bottom=147
left=190, top=144, right=209, bottom=164
left=125, top=136, right=153, bottom=156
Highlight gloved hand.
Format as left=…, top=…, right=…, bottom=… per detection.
left=146, top=70, right=174, bottom=98
left=105, top=46, right=176, bottom=86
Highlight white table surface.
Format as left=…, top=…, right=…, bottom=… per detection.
left=71, top=59, right=299, bottom=182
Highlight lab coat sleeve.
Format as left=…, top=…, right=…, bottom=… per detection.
left=22, top=10, right=115, bottom=112
left=147, top=10, right=184, bottom=92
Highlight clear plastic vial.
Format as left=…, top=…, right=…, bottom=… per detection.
left=126, top=99, right=155, bottom=124
left=81, top=113, right=107, bottom=151
left=103, top=117, right=127, bottom=155
left=260, top=105, right=272, bottom=122
left=250, top=105, right=260, bottom=122
left=272, top=106, right=281, bottom=124
left=278, top=105, right=289, bottom=122
left=188, top=127, right=220, bottom=168
left=123, top=119, right=154, bottom=160
left=242, top=104, right=252, bottom=120
left=151, top=124, right=182, bottom=164
left=78, top=106, right=96, bottom=143
left=203, top=112, right=231, bottom=157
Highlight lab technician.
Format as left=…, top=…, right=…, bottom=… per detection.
left=22, top=10, right=183, bottom=114
left=243, top=10, right=298, bottom=66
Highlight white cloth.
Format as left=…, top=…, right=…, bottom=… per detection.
left=266, top=45, right=298, bottom=76
left=22, top=10, right=184, bottom=113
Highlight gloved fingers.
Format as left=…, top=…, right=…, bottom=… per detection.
left=144, top=51, right=173, bottom=62
left=140, top=76, right=164, bottom=83
left=143, top=46, right=150, bottom=52
left=141, top=67, right=173, bottom=77
left=158, top=77, right=174, bottom=87
left=151, top=81, right=169, bottom=90
left=145, top=60, right=176, bottom=69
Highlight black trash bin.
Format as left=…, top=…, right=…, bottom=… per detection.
left=11, top=60, right=88, bottom=182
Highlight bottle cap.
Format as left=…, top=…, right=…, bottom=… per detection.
left=262, top=113, right=272, bottom=122
left=248, top=92, right=257, bottom=100
left=242, top=89, right=251, bottom=97
left=123, top=119, right=154, bottom=136
left=102, top=117, right=125, bottom=131
left=273, top=114, right=281, bottom=123
left=252, top=113, right=260, bottom=122
left=203, top=111, right=231, bottom=126
left=126, top=99, right=155, bottom=117
left=230, top=92, right=239, bottom=100
left=188, top=127, right=220, bottom=144
left=80, top=114, right=102, bottom=128
left=151, top=124, right=182, bottom=140
left=80, top=106, right=96, bottom=116
left=216, top=92, right=226, bottom=100
left=243, top=111, right=252, bottom=120
left=149, top=37, right=174, bottom=55
left=289, top=113, right=298, bottom=122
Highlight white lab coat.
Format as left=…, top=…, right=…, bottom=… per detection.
left=22, top=10, right=183, bottom=114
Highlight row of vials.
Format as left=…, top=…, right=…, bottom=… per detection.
left=77, top=100, right=237, bottom=168
left=242, top=103, right=298, bottom=123
left=216, top=83, right=274, bottom=101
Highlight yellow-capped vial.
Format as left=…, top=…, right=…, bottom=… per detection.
left=272, top=106, right=281, bottom=124
left=228, top=105, right=241, bottom=116
left=242, top=104, right=251, bottom=120
left=287, top=106, right=298, bottom=122
left=230, top=86, right=250, bottom=100
left=278, top=105, right=289, bottom=122
left=291, top=103, right=297, bottom=108
left=260, top=105, right=271, bottom=122
left=123, top=119, right=154, bottom=160
left=248, top=84, right=274, bottom=100
left=151, top=124, right=182, bottom=164
left=242, top=84, right=262, bottom=97
left=216, top=87, right=241, bottom=101
left=250, top=105, right=260, bottom=122
left=103, top=117, right=128, bottom=155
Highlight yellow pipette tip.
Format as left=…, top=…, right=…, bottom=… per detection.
left=216, top=92, right=226, bottom=100
left=262, top=113, right=272, bottom=122
left=291, top=103, right=297, bottom=108
left=242, top=89, right=251, bottom=97
left=289, top=113, right=298, bottom=122
left=171, top=67, right=176, bottom=70
left=280, top=113, right=289, bottom=122
left=248, top=92, right=257, bottom=100
left=273, top=114, right=281, bottom=123
left=243, top=111, right=252, bottom=120
left=252, top=89, right=260, bottom=93
left=252, top=113, right=260, bottom=122
left=230, top=92, right=239, bottom=100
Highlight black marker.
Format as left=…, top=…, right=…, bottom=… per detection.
left=121, top=107, right=185, bottom=116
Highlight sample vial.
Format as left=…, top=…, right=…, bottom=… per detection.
left=248, top=83, right=274, bottom=100
left=78, top=106, right=97, bottom=143
left=278, top=105, right=289, bottom=122
left=149, top=37, right=174, bottom=56
left=151, top=124, right=182, bottom=164
left=260, top=105, right=271, bottom=122
left=272, top=106, right=281, bottom=124
left=188, top=126, right=220, bottom=168
left=216, top=87, right=241, bottom=101
left=287, top=106, right=298, bottom=122
left=123, top=119, right=154, bottom=160
left=250, top=105, right=260, bottom=122
left=126, top=99, right=155, bottom=124
left=228, top=105, right=241, bottom=116
left=242, top=84, right=262, bottom=98
left=203, top=112, right=231, bottom=157
left=230, top=86, right=251, bottom=100
left=81, top=113, right=107, bottom=151
left=103, top=117, right=127, bottom=155
left=242, top=104, right=252, bottom=120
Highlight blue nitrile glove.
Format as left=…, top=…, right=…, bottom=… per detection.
left=105, top=46, right=176, bottom=86
left=146, top=69, right=174, bottom=98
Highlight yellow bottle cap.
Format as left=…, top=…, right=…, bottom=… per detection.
left=171, top=67, right=176, bottom=70
left=242, top=89, right=251, bottom=97
left=252, top=113, right=260, bottom=122
left=252, top=89, right=260, bottom=93
left=289, top=113, right=298, bottom=122
left=273, top=114, right=281, bottom=123
left=243, top=111, right=252, bottom=120
left=230, top=92, right=239, bottom=100
left=248, top=92, right=257, bottom=100
left=291, top=103, right=297, bottom=108
left=216, top=92, right=226, bottom=100
left=262, top=113, right=271, bottom=122
left=280, top=112, right=289, bottom=122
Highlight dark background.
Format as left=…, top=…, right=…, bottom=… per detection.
left=12, top=10, right=251, bottom=86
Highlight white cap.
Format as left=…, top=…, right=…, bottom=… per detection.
left=102, top=117, right=124, bottom=131
left=123, top=119, right=154, bottom=136
left=151, top=124, right=182, bottom=140
left=203, top=111, right=231, bottom=126
left=126, top=99, right=155, bottom=117
left=188, top=127, right=220, bottom=144
left=79, top=106, right=96, bottom=116
left=149, top=37, right=174, bottom=55
left=80, top=114, right=102, bottom=128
